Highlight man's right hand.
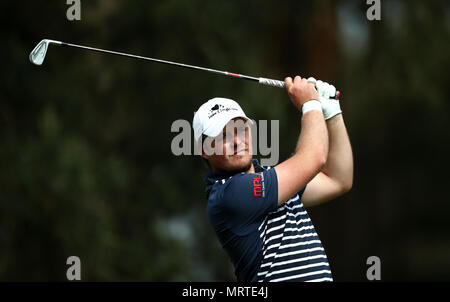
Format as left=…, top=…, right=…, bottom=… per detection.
left=284, top=76, right=320, bottom=111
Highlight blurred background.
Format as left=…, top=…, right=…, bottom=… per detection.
left=1, top=0, right=449, bottom=281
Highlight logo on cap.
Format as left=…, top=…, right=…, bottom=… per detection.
left=207, top=104, right=238, bottom=119
left=210, top=104, right=223, bottom=111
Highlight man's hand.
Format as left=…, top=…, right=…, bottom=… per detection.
left=308, top=77, right=342, bottom=120
left=285, top=76, right=319, bottom=111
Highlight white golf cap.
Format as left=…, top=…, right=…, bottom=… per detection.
left=193, top=97, right=252, bottom=142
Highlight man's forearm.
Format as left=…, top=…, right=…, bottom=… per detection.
left=296, top=110, right=329, bottom=163
left=322, top=114, right=353, bottom=190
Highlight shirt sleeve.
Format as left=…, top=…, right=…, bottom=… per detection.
left=297, top=187, right=306, bottom=200
left=221, top=168, right=278, bottom=235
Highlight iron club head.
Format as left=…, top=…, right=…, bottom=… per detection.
left=29, top=39, right=62, bottom=65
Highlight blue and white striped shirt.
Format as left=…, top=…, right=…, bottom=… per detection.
left=204, top=159, right=333, bottom=282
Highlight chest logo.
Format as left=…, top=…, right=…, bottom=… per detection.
left=253, top=173, right=264, bottom=197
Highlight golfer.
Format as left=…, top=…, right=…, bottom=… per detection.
left=193, top=76, right=353, bottom=282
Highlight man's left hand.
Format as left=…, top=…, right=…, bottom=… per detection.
left=308, top=77, right=342, bottom=120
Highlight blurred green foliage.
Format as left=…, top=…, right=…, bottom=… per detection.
left=0, top=0, right=449, bottom=281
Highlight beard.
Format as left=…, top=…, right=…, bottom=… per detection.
left=221, top=154, right=253, bottom=175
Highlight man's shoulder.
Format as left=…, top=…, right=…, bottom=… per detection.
left=205, top=160, right=277, bottom=206
left=207, top=172, right=258, bottom=207
left=207, top=172, right=247, bottom=200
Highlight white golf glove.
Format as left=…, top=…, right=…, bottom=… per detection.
left=308, top=77, right=342, bottom=120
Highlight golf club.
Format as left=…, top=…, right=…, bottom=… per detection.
left=29, top=39, right=340, bottom=99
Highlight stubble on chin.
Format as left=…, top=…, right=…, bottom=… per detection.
left=224, top=155, right=253, bottom=174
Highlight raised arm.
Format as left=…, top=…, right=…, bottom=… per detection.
left=274, top=76, right=328, bottom=205
left=301, top=91, right=353, bottom=207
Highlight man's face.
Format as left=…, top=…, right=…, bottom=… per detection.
left=202, top=118, right=253, bottom=173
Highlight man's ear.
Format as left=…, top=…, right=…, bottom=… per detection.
left=197, top=139, right=207, bottom=159
left=201, top=151, right=212, bottom=170
left=199, top=135, right=213, bottom=159
left=201, top=150, right=210, bottom=160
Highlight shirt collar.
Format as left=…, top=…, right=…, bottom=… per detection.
left=203, top=158, right=264, bottom=197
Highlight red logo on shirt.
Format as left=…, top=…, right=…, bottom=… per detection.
left=253, top=174, right=263, bottom=197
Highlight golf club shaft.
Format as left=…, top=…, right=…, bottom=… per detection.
left=60, top=42, right=282, bottom=87
left=39, top=40, right=339, bottom=98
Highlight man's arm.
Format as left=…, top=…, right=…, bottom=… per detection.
left=302, top=113, right=353, bottom=207
left=274, top=76, right=329, bottom=206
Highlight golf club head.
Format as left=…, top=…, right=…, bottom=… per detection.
left=29, top=39, right=62, bottom=65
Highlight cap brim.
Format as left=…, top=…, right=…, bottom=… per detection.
left=203, top=112, right=253, bottom=138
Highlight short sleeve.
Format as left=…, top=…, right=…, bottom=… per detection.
left=222, top=168, right=278, bottom=235
left=297, top=187, right=306, bottom=200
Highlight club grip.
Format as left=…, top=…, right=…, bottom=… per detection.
left=258, top=77, right=286, bottom=88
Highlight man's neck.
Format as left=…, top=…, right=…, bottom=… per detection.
left=211, top=162, right=255, bottom=175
